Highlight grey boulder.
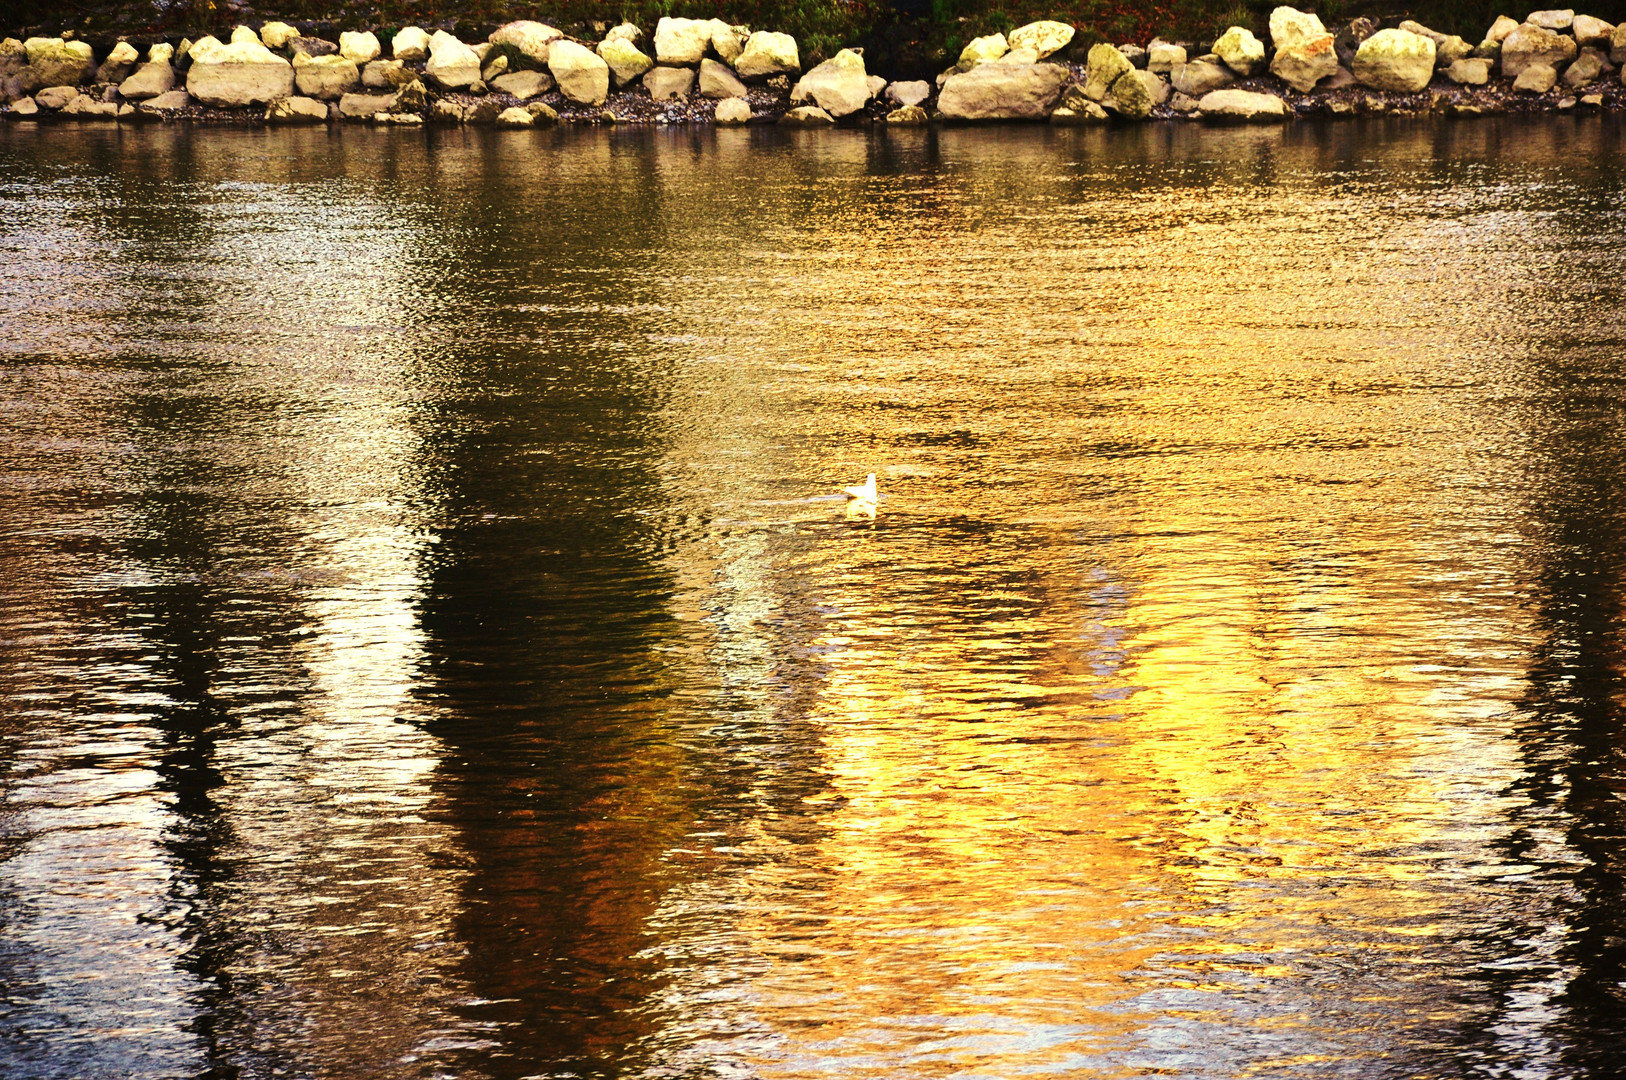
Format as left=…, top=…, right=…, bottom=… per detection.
left=1501, top=23, right=1579, bottom=77
left=266, top=95, right=329, bottom=122
left=24, top=38, right=94, bottom=86
left=886, top=79, right=930, bottom=106
left=790, top=49, right=869, bottom=117
left=36, top=84, right=78, bottom=109
left=118, top=61, right=175, bottom=99
left=1170, top=59, right=1235, bottom=96
left=1514, top=62, right=1558, bottom=91
left=186, top=36, right=295, bottom=106
left=699, top=57, right=747, bottom=98
left=293, top=54, right=360, bottom=100
left=714, top=97, right=751, bottom=123
left=491, top=70, right=553, bottom=98
left=936, top=60, right=1069, bottom=120
left=779, top=104, right=834, bottom=126
left=1197, top=88, right=1288, bottom=120
left=338, top=91, right=396, bottom=118
left=643, top=65, right=694, bottom=101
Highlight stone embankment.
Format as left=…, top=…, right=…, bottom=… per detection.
left=4, top=7, right=1624, bottom=128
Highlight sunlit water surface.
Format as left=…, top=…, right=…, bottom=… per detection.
left=2, top=121, right=1626, bottom=1079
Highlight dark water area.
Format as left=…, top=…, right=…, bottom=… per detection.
left=2, top=119, right=1626, bottom=1079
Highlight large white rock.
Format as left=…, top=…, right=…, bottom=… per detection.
left=1395, top=20, right=1472, bottom=65
left=105, top=41, right=139, bottom=67
left=0, top=35, right=24, bottom=71
left=708, top=20, right=749, bottom=64
left=265, top=94, right=328, bottom=122
left=393, top=27, right=430, bottom=61
left=598, top=37, right=653, bottom=86
left=339, top=31, right=380, bottom=63
left=149, top=42, right=174, bottom=64
left=294, top=53, right=359, bottom=99
left=1527, top=9, right=1575, bottom=30
left=119, top=61, right=174, bottom=99
left=1215, top=26, right=1267, bottom=75
left=481, top=53, right=510, bottom=82
left=714, top=96, right=751, bottom=123
left=426, top=31, right=480, bottom=88
left=491, top=104, right=530, bottom=126
left=429, top=98, right=467, bottom=122
left=1270, top=7, right=1327, bottom=49
left=780, top=104, right=833, bottom=126
left=143, top=89, right=189, bottom=110
left=1562, top=48, right=1605, bottom=83
left=1008, top=20, right=1074, bottom=58
left=23, top=37, right=93, bottom=85
left=62, top=93, right=118, bottom=118
left=230, top=26, right=261, bottom=46
left=1053, top=84, right=1112, bottom=122
left=491, top=69, right=553, bottom=97
left=1083, top=41, right=1132, bottom=99
left=1134, top=68, right=1171, bottom=105
left=734, top=31, right=799, bottom=78
left=495, top=105, right=534, bottom=127
left=1170, top=59, right=1235, bottom=95
left=338, top=91, right=395, bottom=118
left=185, top=35, right=295, bottom=106
left=1271, top=29, right=1338, bottom=90
left=1446, top=57, right=1492, bottom=83
left=1437, top=35, right=1476, bottom=64
left=790, top=49, right=868, bottom=116
left=958, top=33, right=1008, bottom=70
left=185, top=35, right=224, bottom=63
left=36, top=84, right=77, bottom=109
left=1574, top=15, right=1615, bottom=45
left=363, top=59, right=418, bottom=88
left=699, top=57, right=747, bottom=98
left=1147, top=40, right=1187, bottom=73
left=1485, top=15, right=1521, bottom=42
left=1352, top=28, right=1436, bottom=91
left=886, top=79, right=930, bottom=106
left=654, top=17, right=711, bottom=65
left=393, top=78, right=429, bottom=112
left=1197, top=88, right=1288, bottom=120
left=259, top=22, right=298, bottom=50
left=547, top=39, right=609, bottom=104
left=489, top=21, right=561, bottom=66
left=936, top=59, right=1069, bottom=119
left=1105, top=68, right=1153, bottom=117
left=142, top=89, right=189, bottom=110
left=1500, top=23, right=1579, bottom=76
left=643, top=65, right=694, bottom=99
left=1514, top=61, right=1558, bottom=90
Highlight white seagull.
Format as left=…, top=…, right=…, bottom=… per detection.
left=842, top=474, right=878, bottom=502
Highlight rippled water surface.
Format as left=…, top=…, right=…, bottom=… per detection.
left=3, top=120, right=1626, bottom=1078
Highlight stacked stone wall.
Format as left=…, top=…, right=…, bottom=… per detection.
left=4, top=8, right=1623, bottom=127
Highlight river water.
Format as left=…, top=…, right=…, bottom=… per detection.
left=1, top=119, right=1625, bottom=1078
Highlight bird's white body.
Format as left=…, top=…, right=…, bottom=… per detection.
left=842, top=474, right=878, bottom=502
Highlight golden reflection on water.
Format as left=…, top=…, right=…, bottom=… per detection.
left=620, top=121, right=1613, bottom=1076
left=2, top=120, right=1625, bottom=1078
